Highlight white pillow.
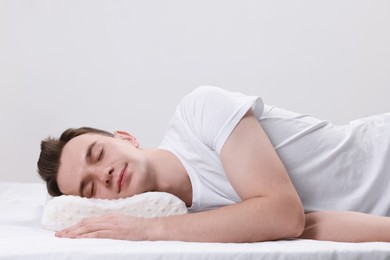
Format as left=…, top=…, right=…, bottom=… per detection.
left=41, top=192, right=188, bottom=231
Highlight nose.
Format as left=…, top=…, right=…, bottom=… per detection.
left=101, top=166, right=114, bottom=186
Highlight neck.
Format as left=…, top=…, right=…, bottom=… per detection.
left=143, top=148, right=192, bottom=207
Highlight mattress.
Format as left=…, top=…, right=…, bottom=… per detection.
left=1, top=182, right=390, bottom=260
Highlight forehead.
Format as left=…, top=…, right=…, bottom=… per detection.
left=63, top=133, right=108, bottom=159
left=57, top=133, right=110, bottom=194
left=67, top=133, right=107, bottom=148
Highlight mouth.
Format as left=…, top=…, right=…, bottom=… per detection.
left=117, top=163, right=127, bottom=193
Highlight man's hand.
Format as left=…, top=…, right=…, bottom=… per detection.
left=55, top=214, right=156, bottom=240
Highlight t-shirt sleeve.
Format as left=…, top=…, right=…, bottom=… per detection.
left=178, top=86, right=264, bottom=154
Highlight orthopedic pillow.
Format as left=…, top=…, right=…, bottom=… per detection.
left=41, top=192, right=188, bottom=231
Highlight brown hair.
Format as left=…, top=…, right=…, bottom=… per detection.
left=37, top=127, right=114, bottom=196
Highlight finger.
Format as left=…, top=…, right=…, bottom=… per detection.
left=56, top=214, right=130, bottom=238
left=56, top=220, right=86, bottom=237
left=56, top=219, right=108, bottom=238
left=75, top=230, right=117, bottom=239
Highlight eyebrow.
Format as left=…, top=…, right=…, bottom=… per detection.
left=85, top=141, right=97, bottom=163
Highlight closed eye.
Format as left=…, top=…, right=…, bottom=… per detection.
left=90, top=181, right=95, bottom=198
left=97, top=148, right=104, bottom=162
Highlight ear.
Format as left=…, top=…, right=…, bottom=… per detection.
left=114, top=130, right=140, bottom=148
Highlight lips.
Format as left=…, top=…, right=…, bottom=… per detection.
left=117, top=164, right=127, bottom=193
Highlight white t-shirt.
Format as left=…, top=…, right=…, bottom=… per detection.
left=159, top=86, right=390, bottom=216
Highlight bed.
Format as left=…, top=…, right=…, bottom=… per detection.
left=1, top=182, right=390, bottom=260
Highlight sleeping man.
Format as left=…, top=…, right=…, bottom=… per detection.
left=37, top=86, right=390, bottom=242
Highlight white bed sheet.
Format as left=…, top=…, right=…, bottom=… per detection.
left=1, top=182, right=390, bottom=260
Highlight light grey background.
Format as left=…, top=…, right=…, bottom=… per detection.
left=1, top=0, right=389, bottom=183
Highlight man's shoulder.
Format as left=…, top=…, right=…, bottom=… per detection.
left=178, top=86, right=226, bottom=111
left=181, top=85, right=223, bottom=102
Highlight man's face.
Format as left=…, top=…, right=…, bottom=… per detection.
left=57, top=133, right=151, bottom=199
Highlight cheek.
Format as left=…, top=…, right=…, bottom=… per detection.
left=115, top=142, right=139, bottom=158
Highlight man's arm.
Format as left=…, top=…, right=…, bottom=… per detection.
left=56, top=109, right=305, bottom=242
left=159, top=109, right=304, bottom=242
left=301, top=211, right=390, bottom=242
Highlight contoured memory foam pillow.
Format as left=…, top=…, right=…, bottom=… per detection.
left=41, top=192, right=188, bottom=231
